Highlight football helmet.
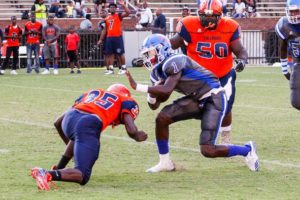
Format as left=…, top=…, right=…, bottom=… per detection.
left=198, top=0, right=222, bottom=29
left=286, top=0, right=300, bottom=24
left=107, top=84, right=131, bottom=97
left=140, top=34, right=171, bottom=70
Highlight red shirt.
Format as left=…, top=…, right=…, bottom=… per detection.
left=105, top=13, right=123, bottom=37
left=25, top=21, right=42, bottom=44
left=65, top=33, right=80, bottom=51
left=5, top=25, right=22, bottom=47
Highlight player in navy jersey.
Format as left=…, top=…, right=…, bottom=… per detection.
left=275, top=0, right=300, bottom=110
left=30, top=84, right=147, bottom=190
left=126, top=34, right=259, bottom=173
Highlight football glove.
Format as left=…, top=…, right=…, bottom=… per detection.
left=234, top=59, right=246, bottom=72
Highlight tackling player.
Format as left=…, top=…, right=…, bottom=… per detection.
left=31, top=84, right=147, bottom=190
left=275, top=0, right=300, bottom=110
left=126, top=34, right=259, bottom=173
left=170, top=0, right=248, bottom=145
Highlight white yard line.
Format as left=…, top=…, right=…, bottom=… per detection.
left=0, top=117, right=300, bottom=169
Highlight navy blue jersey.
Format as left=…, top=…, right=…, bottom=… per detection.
left=150, top=54, right=220, bottom=98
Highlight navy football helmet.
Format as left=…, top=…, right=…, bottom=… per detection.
left=286, top=0, right=300, bottom=24
left=140, top=34, right=171, bottom=70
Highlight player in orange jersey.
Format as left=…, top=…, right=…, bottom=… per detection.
left=31, top=84, right=147, bottom=190
left=170, top=0, right=248, bottom=145
left=97, top=0, right=130, bottom=75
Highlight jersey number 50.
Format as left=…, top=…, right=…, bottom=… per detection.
left=196, top=42, right=228, bottom=59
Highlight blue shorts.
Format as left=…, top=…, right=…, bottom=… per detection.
left=219, top=68, right=236, bottom=115
left=62, top=108, right=103, bottom=185
left=104, top=36, right=125, bottom=55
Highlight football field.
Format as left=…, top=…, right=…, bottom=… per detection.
left=0, top=66, right=299, bottom=200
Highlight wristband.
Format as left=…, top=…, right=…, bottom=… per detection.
left=136, top=84, right=148, bottom=93
left=147, top=94, right=156, bottom=104
left=280, top=58, right=289, bottom=75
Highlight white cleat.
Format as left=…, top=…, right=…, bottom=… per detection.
left=0, top=70, right=5, bottom=74
left=41, top=69, right=50, bottom=75
left=104, top=70, right=114, bottom=75
left=118, top=69, right=126, bottom=75
left=245, top=141, right=259, bottom=171
left=53, top=69, right=59, bottom=75
left=146, top=160, right=175, bottom=173
left=10, top=70, right=18, bottom=75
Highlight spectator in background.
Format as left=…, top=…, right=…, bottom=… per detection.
left=41, top=16, right=61, bottom=75
left=31, top=0, right=48, bottom=26
left=24, top=13, right=43, bottom=74
left=94, top=0, right=106, bottom=17
left=232, top=0, right=246, bottom=18
left=0, top=28, right=3, bottom=66
left=197, top=0, right=201, bottom=7
left=65, top=25, right=81, bottom=74
left=0, top=16, right=22, bottom=75
left=220, top=0, right=228, bottom=16
left=48, top=0, right=60, bottom=15
left=245, top=0, right=256, bottom=17
left=80, top=14, right=93, bottom=30
left=73, top=0, right=86, bottom=18
left=97, top=0, right=130, bottom=75
left=152, top=9, right=166, bottom=35
left=176, top=7, right=190, bottom=55
left=66, top=0, right=74, bottom=17
left=97, top=9, right=107, bottom=68
left=136, top=1, right=153, bottom=28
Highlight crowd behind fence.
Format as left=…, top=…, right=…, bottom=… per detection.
left=15, top=30, right=280, bottom=68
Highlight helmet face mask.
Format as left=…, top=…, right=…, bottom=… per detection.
left=198, top=0, right=222, bottom=29
left=140, top=34, right=171, bottom=71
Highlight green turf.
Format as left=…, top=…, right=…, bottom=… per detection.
left=0, top=67, right=299, bottom=200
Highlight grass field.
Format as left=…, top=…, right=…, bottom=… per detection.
left=0, top=66, right=300, bottom=200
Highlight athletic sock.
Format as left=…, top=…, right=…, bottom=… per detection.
left=45, top=64, right=50, bottom=70
left=48, top=170, right=62, bottom=181
left=227, top=145, right=251, bottom=157
left=156, top=139, right=169, bottom=154
left=53, top=64, right=58, bottom=69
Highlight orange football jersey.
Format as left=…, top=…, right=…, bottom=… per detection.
left=177, top=16, right=240, bottom=78
left=74, top=89, right=139, bottom=131
left=105, top=13, right=123, bottom=37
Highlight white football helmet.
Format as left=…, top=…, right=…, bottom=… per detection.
left=286, top=0, right=300, bottom=24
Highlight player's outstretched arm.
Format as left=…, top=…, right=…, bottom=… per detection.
left=170, top=33, right=185, bottom=50
left=123, top=114, right=148, bottom=142
left=54, top=113, right=69, bottom=145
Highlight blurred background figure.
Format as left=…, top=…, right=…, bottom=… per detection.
left=80, top=14, right=93, bottom=30
left=31, top=0, right=48, bottom=26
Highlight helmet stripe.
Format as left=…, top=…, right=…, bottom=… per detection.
left=207, top=0, right=212, bottom=10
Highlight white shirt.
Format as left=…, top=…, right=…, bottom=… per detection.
left=235, top=2, right=246, bottom=14
left=138, top=8, right=153, bottom=24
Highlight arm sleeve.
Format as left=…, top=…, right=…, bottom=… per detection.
left=120, top=100, right=139, bottom=123
left=176, top=21, right=191, bottom=43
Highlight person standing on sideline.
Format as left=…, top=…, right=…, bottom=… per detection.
left=0, top=16, right=22, bottom=75
left=97, top=0, right=130, bottom=75
left=275, top=0, right=300, bottom=110
left=151, top=9, right=166, bottom=35
left=170, top=0, right=248, bottom=144
left=31, top=0, right=48, bottom=27
left=65, top=25, right=81, bottom=74
left=24, top=13, right=43, bottom=74
left=41, top=15, right=61, bottom=75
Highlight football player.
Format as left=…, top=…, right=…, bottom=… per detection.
left=275, top=0, right=300, bottom=110
left=170, top=0, right=248, bottom=145
left=31, top=84, right=147, bottom=190
left=126, top=34, right=259, bottom=173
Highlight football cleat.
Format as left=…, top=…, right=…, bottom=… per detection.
left=0, top=70, right=5, bottom=74
left=10, top=70, right=18, bottom=75
left=244, top=141, right=259, bottom=171
left=117, top=69, right=126, bottom=75
left=104, top=70, right=114, bottom=75
left=31, top=167, right=56, bottom=190
left=53, top=69, right=59, bottom=75
left=41, top=69, right=50, bottom=75
left=146, top=160, right=175, bottom=173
